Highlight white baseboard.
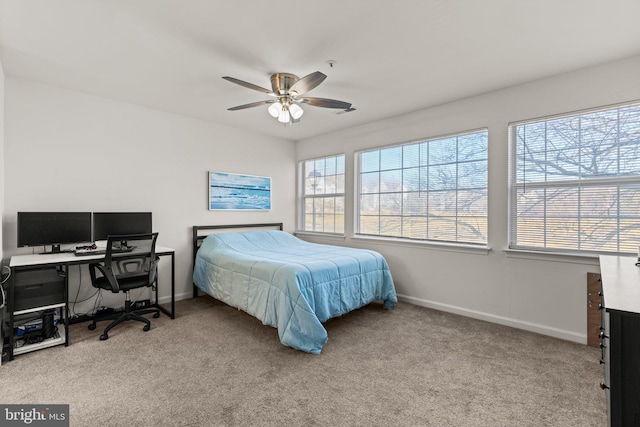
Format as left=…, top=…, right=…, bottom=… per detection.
left=158, top=291, right=192, bottom=305
left=397, top=293, right=587, bottom=345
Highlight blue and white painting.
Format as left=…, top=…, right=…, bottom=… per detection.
left=209, top=171, right=271, bottom=210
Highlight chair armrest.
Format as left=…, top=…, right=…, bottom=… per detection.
left=89, top=263, right=121, bottom=293
left=88, top=263, right=103, bottom=283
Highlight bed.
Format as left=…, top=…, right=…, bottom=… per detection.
left=192, top=223, right=397, bottom=354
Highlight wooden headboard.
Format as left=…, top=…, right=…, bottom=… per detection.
left=191, top=223, right=284, bottom=297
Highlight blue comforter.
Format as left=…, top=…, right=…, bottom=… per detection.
left=192, top=230, right=397, bottom=354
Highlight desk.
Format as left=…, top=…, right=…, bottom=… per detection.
left=5, top=246, right=175, bottom=361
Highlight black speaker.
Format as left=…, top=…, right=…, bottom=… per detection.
left=42, top=310, right=56, bottom=339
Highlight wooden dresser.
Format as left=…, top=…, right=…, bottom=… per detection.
left=599, top=255, right=640, bottom=427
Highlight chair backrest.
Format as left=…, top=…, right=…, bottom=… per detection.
left=102, top=233, right=159, bottom=290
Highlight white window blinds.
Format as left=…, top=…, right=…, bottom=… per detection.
left=508, top=101, right=640, bottom=254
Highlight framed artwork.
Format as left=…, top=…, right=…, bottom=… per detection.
left=209, top=171, right=271, bottom=211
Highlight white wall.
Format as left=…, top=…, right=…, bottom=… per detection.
left=3, top=79, right=295, bottom=314
left=296, top=54, right=640, bottom=343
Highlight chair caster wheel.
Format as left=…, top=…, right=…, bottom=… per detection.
left=99, top=333, right=109, bottom=340
left=88, top=324, right=96, bottom=330
left=153, top=312, right=160, bottom=318
left=143, top=324, right=150, bottom=332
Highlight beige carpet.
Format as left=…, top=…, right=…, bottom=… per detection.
left=1, top=296, right=606, bottom=426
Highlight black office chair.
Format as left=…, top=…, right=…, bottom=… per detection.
left=88, top=233, right=160, bottom=340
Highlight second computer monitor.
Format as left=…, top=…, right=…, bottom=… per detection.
left=93, top=212, right=152, bottom=245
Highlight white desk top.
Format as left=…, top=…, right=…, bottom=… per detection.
left=10, top=245, right=174, bottom=268
left=599, top=255, right=640, bottom=314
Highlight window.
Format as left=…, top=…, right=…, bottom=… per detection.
left=509, top=101, right=640, bottom=254
left=356, top=130, right=488, bottom=245
left=299, top=154, right=345, bottom=234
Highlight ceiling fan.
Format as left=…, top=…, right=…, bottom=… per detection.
left=223, top=71, right=352, bottom=125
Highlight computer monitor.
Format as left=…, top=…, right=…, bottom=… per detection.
left=17, top=212, right=92, bottom=253
left=92, top=212, right=153, bottom=247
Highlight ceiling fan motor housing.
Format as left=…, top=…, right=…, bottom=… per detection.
left=271, top=73, right=299, bottom=95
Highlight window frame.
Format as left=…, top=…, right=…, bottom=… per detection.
left=297, top=153, right=346, bottom=235
left=354, top=128, right=489, bottom=246
left=508, top=100, right=640, bottom=256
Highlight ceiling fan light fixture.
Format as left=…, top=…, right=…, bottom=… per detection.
left=268, top=102, right=281, bottom=118
left=289, top=103, right=304, bottom=120
left=277, top=108, right=290, bottom=123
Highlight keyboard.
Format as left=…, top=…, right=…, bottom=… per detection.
left=74, top=246, right=135, bottom=256
left=74, top=248, right=105, bottom=256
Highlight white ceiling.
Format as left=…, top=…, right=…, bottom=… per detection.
left=1, top=0, right=640, bottom=142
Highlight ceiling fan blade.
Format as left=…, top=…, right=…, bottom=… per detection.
left=222, top=76, right=274, bottom=95
left=289, top=71, right=327, bottom=96
left=297, top=97, right=352, bottom=109
left=227, top=100, right=276, bottom=111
